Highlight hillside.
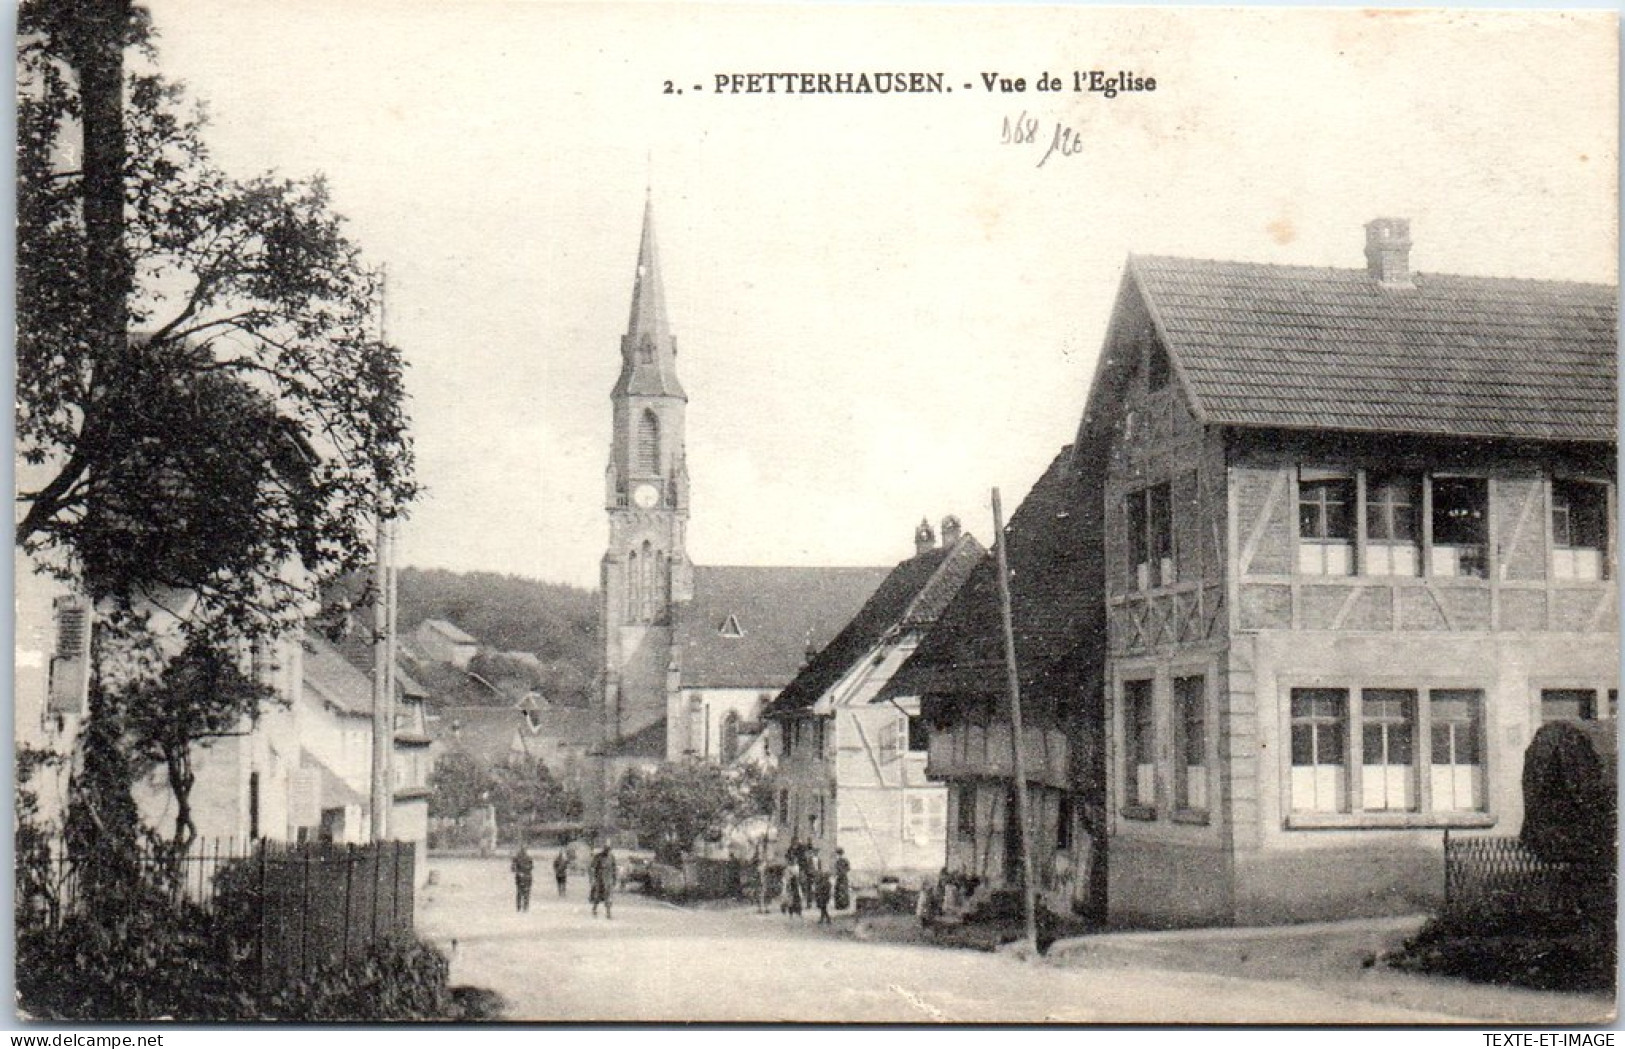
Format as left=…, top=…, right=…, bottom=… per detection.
left=397, top=567, right=599, bottom=707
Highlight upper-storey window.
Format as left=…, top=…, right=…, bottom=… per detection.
left=1298, top=469, right=1354, bottom=576
left=1365, top=473, right=1422, bottom=577
left=1430, top=477, right=1488, bottom=578
left=1127, top=482, right=1173, bottom=589
left=1552, top=480, right=1609, bottom=581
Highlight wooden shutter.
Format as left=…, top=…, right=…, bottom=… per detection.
left=47, top=595, right=91, bottom=714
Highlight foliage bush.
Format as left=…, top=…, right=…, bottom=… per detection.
left=1388, top=912, right=1616, bottom=993
left=17, top=907, right=460, bottom=1021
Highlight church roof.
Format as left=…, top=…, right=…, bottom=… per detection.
left=766, top=534, right=985, bottom=717
left=676, top=565, right=891, bottom=690
left=612, top=195, right=686, bottom=400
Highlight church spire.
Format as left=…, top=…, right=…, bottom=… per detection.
left=614, top=194, right=685, bottom=400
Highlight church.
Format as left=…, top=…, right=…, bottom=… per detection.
left=591, top=197, right=890, bottom=822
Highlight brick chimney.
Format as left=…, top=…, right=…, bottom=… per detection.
left=940, top=514, right=962, bottom=547
left=914, top=517, right=935, bottom=555
left=1364, top=217, right=1413, bottom=288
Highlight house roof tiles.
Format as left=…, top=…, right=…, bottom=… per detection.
left=767, top=534, right=985, bottom=717
left=884, top=447, right=1099, bottom=720
left=1130, top=255, right=1617, bottom=443
left=301, top=633, right=374, bottom=718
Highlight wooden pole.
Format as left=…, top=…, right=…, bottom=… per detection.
left=370, top=514, right=391, bottom=842
left=992, top=488, right=1039, bottom=956
left=370, top=267, right=397, bottom=843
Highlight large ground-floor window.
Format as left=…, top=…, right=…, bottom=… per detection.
left=1289, top=685, right=1486, bottom=817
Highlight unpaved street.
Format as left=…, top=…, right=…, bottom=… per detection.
left=416, top=857, right=1598, bottom=1024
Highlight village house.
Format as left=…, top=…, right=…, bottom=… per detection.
left=14, top=547, right=89, bottom=831
left=766, top=517, right=984, bottom=883
left=1087, top=219, right=1617, bottom=927
left=414, top=618, right=479, bottom=669
left=99, top=614, right=435, bottom=887
left=885, top=448, right=1109, bottom=919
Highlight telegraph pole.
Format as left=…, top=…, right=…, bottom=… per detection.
left=370, top=266, right=396, bottom=842
left=993, top=487, right=1039, bottom=956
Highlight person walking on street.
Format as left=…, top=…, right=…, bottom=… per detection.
left=833, top=848, right=851, bottom=912
left=511, top=845, right=535, bottom=912
left=553, top=847, right=571, bottom=897
left=781, top=856, right=804, bottom=919
left=812, top=861, right=834, bottom=925
left=754, top=845, right=771, bottom=914
left=589, top=845, right=617, bottom=919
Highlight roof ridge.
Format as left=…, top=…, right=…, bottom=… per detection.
left=1133, top=252, right=1617, bottom=291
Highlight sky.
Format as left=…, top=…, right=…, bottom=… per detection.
left=136, top=2, right=1617, bottom=589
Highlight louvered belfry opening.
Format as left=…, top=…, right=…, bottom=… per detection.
left=636, top=409, right=660, bottom=475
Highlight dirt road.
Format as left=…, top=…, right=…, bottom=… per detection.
left=416, top=857, right=1599, bottom=1024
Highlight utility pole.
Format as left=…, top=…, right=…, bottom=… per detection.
left=371, top=515, right=392, bottom=842
left=370, top=266, right=396, bottom=843
left=993, top=487, right=1039, bottom=956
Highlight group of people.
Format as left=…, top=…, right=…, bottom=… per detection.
left=775, top=842, right=851, bottom=925
left=510, top=843, right=619, bottom=918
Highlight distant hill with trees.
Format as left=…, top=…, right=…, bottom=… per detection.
left=397, top=568, right=598, bottom=707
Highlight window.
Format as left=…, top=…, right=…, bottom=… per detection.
left=1366, top=473, right=1422, bottom=576
left=906, top=715, right=928, bottom=753
left=1360, top=689, right=1417, bottom=812
left=1552, top=480, right=1609, bottom=581
left=1056, top=793, right=1075, bottom=851
left=1127, top=483, right=1174, bottom=589
left=1122, top=679, right=1156, bottom=814
left=1292, top=686, right=1488, bottom=820
left=635, top=409, right=661, bottom=474
left=719, top=711, right=741, bottom=764
left=1431, top=477, right=1487, bottom=578
left=1541, top=688, right=1597, bottom=723
left=1298, top=470, right=1355, bottom=575
left=1173, top=675, right=1207, bottom=814
left=1430, top=690, right=1484, bottom=811
left=956, top=784, right=976, bottom=839
left=1291, top=689, right=1347, bottom=813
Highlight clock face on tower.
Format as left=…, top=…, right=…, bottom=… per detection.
left=632, top=482, right=660, bottom=509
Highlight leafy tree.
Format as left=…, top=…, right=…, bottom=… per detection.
left=615, top=761, right=770, bottom=865
left=490, top=755, right=583, bottom=839
left=123, top=640, right=280, bottom=851
left=427, top=751, right=493, bottom=821
left=17, top=2, right=416, bottom=645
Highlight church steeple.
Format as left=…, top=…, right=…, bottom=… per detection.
left=599, top=193, right=693, bottom=791
left=613, top=194, right=686, bottom=400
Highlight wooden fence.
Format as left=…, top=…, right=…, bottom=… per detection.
left=34, top=838, right=416, bottom=982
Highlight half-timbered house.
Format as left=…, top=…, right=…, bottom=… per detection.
left=885, top=448, right=1109, bottom=919
left=765, top=518, right=984, bottom=884
left=1087, top=219, right=1617, bottom=927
